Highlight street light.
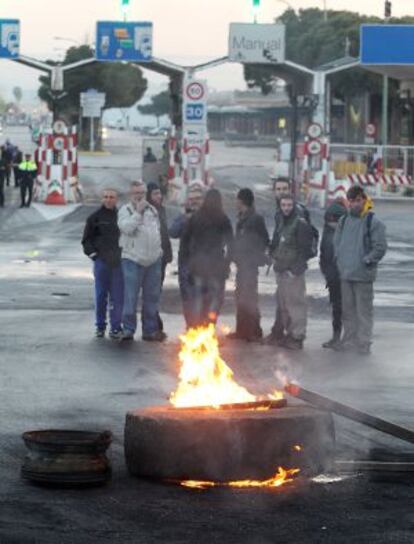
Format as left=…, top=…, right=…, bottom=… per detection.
left=53, top=36, right=81, bottom=46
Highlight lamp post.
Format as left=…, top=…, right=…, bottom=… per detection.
left=53, top=36, right=81, bottom=46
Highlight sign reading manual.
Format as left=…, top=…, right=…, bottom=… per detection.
left=228, top=23, right=285, bottom=64
left=96, top=21, right=152, bottom=62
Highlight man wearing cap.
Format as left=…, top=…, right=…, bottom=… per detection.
left=227, top=188, right=269, bottom=341
left=334, top=186, right=387, bottom=355
left=319, top=199, right=347, bottom=349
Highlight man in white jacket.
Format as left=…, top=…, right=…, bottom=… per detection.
left=118, top=180, right=164, bottom=341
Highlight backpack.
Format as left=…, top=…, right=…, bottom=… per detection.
left=297, top=203, right=319, bottom=259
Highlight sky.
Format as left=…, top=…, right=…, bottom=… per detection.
left=1, top=0, right=414, bottom=102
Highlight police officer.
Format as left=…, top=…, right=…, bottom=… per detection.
left=19, top=153, right=37, bottom=208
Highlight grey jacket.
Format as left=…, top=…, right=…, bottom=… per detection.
left=334, top=212, right=387, bottom=282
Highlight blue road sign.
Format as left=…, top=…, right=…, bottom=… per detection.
left=361, top=25, right=414, bottom=65
left=0, top=19, right=20, bottom=59
left=185, top=103, right=205, bottom=122
left=96, top=21, right=152, bottom=62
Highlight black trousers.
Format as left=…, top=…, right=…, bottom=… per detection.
left=327, top=277, right=342, bottom=335
left=13, top=166, right=20, bottom=187
left=0, top=172, right=4, bottom=207
left=20, top=179, right=34, bottom=207
left=235, top=265, right=262, bottom=339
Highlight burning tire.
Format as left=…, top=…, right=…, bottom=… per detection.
left=124, top=405, right=335, bottom=482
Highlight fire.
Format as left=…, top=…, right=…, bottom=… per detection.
left=180, top=466, right=300, bottom=489
left=170, top=324, right=256, bottom=408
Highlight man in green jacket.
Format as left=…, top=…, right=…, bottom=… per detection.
left=334, top=186, right=387, bottom=355
left=271, top=193, right=314, bottom=350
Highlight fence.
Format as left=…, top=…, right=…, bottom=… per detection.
left=301, top=142, right=414, bottom=208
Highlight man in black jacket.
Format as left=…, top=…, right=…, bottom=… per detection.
left=265, top=177, right=312, bottom=344
left=228, top=188, right=269, bottom=341
left=270, top=193, right=314, bottom=350
left=81, top=188, right=124, bottom=338
left=319, top=200, right=347, bottom=348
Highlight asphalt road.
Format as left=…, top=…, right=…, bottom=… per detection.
left=0, top=127, right=413, bottom=544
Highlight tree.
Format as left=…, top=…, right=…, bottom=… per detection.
left=38, top=45, right=148, bottom=123
left=137, top=91, right=171, bottom=126
left=13, top=86, right=23, bottom=103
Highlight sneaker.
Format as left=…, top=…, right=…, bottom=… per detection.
left=109, top=329, right=123, bottom=340
left=142, top=331, right=167, bottom=342
left=280, top=336, right=303, bottom=351
left=226, top=331, right=245, bottom=340
left=357, top=344, right=371, bottom=356
left=332, top=340, right=355, bottom=352
left=120, top=331, right=134, bottom=341
left=95, top=328, right=105, bottom=338
left=263, top=333, right=285, bottom=346
left=322, top=337, right=341, bottom=349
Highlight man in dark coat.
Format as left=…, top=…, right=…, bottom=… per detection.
left=265, top=177, right=312, bottom=344
left=227, top=188, right=269, bottom=341
left=169, top=183, right=204, bottom=328
left=82, top=188, right=124, bottom=338
left=319, top=199, right=347, bottom=348
left=270, top=193, right=314, bottom=350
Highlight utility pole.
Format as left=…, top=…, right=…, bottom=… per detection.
left=382, top=1, right=392, bottom=166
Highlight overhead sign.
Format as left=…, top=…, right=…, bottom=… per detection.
left=81, top=89, right=106, bottom=118
left=0, top=19, right=20, bottom=59
left=96, top=21, right=152, bottom=62
left=183, top=79, right=208, bottom=125
left=361, top=25, right=414, bottom=65
left=228, top=23, right=285, bottom=64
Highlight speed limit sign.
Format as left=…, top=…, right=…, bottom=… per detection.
left=307, top=139, right=322, bottom=156
left=185, top=81, right=205, bottom=101
left=307, top=123, right=323, bottom=139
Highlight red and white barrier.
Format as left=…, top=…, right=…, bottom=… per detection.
left=167, top=126, right=177, bottom=181
left=36, top=125, right=80, bottom=204
left=347, top=173, right=412, bottom=186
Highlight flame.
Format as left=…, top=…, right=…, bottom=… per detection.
left=180, top=467, right=300, bottom=490
left=268, top=390, right=284, bottom=401
left=293, top=444, right=302, bottom=452
left=170, top=324, right=256, bottom=408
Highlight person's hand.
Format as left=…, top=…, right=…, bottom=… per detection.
left=136, top=199, right=148, bottom=214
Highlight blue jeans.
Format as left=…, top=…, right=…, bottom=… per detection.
left=94, top=258, right=124, bottom=331
left=122, top=258, right=162, bottom=336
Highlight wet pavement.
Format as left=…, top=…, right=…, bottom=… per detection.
left=0, top=128, right=413, bottom=543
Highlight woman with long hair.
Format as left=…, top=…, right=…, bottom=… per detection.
left=182, top=188, right=233, bottom=327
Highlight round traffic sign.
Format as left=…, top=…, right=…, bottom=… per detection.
left=53, top=136, right=66, bottom=151
left=307, top=139, right=322, bottom=156
left=186, top=81, right=205, bottom=101
left=53, top=119, right=67, bottom=135
left=366, top=123, right=376, bottom=137
left=307, top=123, right=323, bottom=139
left=187, top=145, right=202, bottom=165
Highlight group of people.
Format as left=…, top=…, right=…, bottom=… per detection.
left=82, top=176, right=387, bottom=355
left=0, top=139, right=37, bottom=208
